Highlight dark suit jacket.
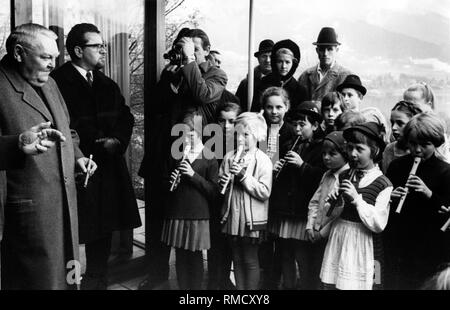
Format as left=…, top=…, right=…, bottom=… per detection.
left=235, top=66, right=266, bottom=112
left=252, top=75, right=309, bottom=112
left=298, top=63, right=352, bottom=101
left=0, top=55, right=82, bottom=289
left=51, top=62, right=141, bottom=243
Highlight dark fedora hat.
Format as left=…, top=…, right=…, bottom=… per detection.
left=313, top=27, right=341, bottom=46
left=337, top=74, right=367, bottom=96
left=254, top=39, right=274, bottom=57
left=343, top=122, right=386, bottom=151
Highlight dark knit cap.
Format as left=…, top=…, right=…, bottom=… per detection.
left=324, top=131, right=346, bottom=153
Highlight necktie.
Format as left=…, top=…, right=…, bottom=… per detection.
left=86, top=71, right=93, bottom=86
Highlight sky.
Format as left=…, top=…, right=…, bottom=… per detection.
left=170, top=0, right=450, bottom=91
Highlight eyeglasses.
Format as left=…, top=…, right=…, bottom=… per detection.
left=82, top=43, right=107, bottom=50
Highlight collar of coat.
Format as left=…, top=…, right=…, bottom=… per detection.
left=198, top=60, right=214, bottom=74
left=59, top=61, right=109, bottom=88
left=306, top=62, right=344, bottom=77
left=0, top=55, right=58, bottom=123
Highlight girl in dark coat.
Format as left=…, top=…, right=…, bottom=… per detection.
left=386, top=113, right=450, bottom=289
left=251, top=39, right=308, bottom=113
left=162, top=112, right=219, bottom=290
left=269, top=101, right=326, bottom=289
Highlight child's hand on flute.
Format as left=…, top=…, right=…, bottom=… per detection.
left=438, top=206, right=450, bottom=214
left=273, top=159, right=285, bottom=173
left=391, top=187, right=407, bottom=200
left=219, top=174, right=230, bottom=188
left=405, top=175, right=432, bottom=198
left=284, top=151, right=303, bottom=168
left=440, top=206, right=450, bottom=232
left=170, top=170, right=179, bottom=183
left=178, top=160, right=195, bottom=177
left=229, top=162, right=243, bottom=176
left=326, top=190, right=339, bottom=204
left=340, top=180, right=358, bottom=203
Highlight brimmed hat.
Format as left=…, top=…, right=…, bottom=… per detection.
left=324, top=131, right=346, bottom=154
left=313, top=27, right=341, bottom=46
left=287, top=101, right=322, bottom=123
left=337, top=75, right=367, bottom=96
left=343, top=122, right=386, bottom=151
left=254, top=39, right=274, bottom=57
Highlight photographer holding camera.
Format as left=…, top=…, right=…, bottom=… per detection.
left=138, top=28, right=227, bottom=289
left=161, top=28, right=228, bottom=126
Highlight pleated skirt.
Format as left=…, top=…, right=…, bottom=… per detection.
left=268, top=218, right=308, bottom=241
left=161, top=219, right=210, bottom=251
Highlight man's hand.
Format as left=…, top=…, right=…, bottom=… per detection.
left=96, top=137, right=121, bottom=155
left=19, top=122, right=66, bottom=155
left=76, top=157, right=98, bottom=176
left=178, top=37, right=195, bottom=64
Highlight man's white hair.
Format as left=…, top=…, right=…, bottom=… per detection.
left=6, top=23, right=57, bottom=55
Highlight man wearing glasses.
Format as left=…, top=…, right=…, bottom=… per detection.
left=298, top=27, right=352, bottom=101
left=51, top=23, right=141, bottom=290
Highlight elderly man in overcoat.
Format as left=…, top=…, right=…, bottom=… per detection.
left=0, top=23, right=95, bottom=290
left=0, top=123, right=67, bottom=289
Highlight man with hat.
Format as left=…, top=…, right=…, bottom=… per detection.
left=236, top=39, right=274, bottom=112
left=337, top=74, right=367, bottom=111
left=298, top=27, right=352, bottom=101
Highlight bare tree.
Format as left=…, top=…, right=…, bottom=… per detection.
left=127, top=0, right=203, bottom=198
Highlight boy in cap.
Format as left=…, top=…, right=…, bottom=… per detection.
left=337, top=74, right=367, bottom=111
left=268, top=101, right=327, bottom=289
left=298, top=27, right=352, bottom=101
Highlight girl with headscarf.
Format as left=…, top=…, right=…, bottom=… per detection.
left=251, top=39, right=308, bottom=113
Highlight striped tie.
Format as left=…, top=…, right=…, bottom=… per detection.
left=86, top=71, right=93, bottom=86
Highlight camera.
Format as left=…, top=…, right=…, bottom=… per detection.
left=163, top=44, right=183, bottom=67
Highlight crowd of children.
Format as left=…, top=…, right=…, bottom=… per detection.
left=162, top=81, right=450, bottom=290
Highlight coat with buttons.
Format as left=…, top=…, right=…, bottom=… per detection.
left=51, top=62, right=141, bottom=244
left=298, top=63, right=352, bottom=101
left=269, top=137, right=326, bottom=220
left=0, top=55, right=82, bottom=289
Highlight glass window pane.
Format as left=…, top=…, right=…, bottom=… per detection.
left=0, top=0, right=10, bottom=58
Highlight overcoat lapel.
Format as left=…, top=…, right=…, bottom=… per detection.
left=3, top=64, right=54, bottom=122
left=315, top=69, right=338, bottom=93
